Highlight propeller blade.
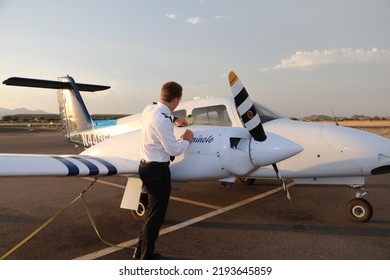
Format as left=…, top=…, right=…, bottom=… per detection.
left=272, top=163, right=291, bottom=201
left=228, top=71, right=267, bottom=142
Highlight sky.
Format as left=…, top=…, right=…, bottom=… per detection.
left=0, top=0, right=389, bottom=118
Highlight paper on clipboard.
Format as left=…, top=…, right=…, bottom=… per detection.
left=120, top=178, right=142, bottom=210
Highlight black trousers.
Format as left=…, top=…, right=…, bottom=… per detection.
left=137, top=161, right=171, bottom=259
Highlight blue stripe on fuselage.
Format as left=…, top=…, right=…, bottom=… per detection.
left=92, top=119, right=118, bottom=128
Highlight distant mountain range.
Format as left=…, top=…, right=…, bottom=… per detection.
left=300, top=114, right=389, bottom=121
left=0, top=107, right=50, bottom=117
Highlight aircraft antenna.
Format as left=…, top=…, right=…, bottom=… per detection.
left=332, top=109, right=339, bottom=126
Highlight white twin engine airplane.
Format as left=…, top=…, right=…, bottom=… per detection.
left=2, top=72, right=390, bottom=223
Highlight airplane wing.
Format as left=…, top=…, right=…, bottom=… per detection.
left=0, top=154, right=139, bottom=177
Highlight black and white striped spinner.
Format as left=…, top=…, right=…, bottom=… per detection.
left=229, top=71, right=267, bottom=142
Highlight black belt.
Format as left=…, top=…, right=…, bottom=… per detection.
left=140, top=159, right=170, bottom=166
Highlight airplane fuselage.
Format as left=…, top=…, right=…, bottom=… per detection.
left=80, top=96, right=390, bottom=185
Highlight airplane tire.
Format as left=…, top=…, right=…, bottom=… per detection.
left=346, top=198, right=373, bottom=223
left=239, top=177, right=256, bottom=185
left=131, top=193, right=148, bottom=222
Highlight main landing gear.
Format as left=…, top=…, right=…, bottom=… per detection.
left=347, top=186, right=373, bottom=223
left=238, top=177, right=256, bottom=185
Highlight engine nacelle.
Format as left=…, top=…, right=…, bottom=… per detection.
left=219, top=128, right=303, bottom=176
left=219, top=128, right=254, bottom=176
left=171, top=126, right=302, bottom=180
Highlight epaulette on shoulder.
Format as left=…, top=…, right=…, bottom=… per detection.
left=162, top=113, right=177, bottom=123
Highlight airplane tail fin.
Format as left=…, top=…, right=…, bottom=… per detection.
left=2, top=76, right=110, bottom=145
left=56, top=76, right=94, bottom=143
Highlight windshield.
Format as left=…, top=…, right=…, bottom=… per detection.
left=191, top=105, right=232, bottom=126
left=253, top=102, right=283, bottom=123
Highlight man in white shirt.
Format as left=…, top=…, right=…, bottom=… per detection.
left=134, top=81, right=193, bottom=260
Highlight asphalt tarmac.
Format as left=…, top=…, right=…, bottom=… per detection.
left=1, top=129, right=389, bottom=260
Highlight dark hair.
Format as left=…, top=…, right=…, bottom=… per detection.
left=161, top=81, right=182, bottom=102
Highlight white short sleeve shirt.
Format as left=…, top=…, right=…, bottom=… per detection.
left=139, top=102, right=190, bottom=162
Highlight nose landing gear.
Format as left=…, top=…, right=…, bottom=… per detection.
left=346, top=186, right=373, bottom=222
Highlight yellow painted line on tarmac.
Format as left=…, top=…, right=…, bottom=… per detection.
left=170, top=196, right=222, bottom=210
left=82, top=177, right=125, bottom=189
left=73, top=185, right=284, bottom=260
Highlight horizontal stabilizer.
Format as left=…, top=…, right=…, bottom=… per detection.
left=3, top=77, right=110, bottom=92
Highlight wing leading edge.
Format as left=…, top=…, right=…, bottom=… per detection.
left=0, top=154, right=138, bottom=177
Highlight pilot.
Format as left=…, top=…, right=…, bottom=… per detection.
left=134, top=81, right=193, bottom=260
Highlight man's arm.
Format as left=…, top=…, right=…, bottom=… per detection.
left=157, top=120, right=193, bottom=157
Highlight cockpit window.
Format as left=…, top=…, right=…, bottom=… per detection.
left=192, top=105, right=232, bottom=126
left=172, top=109, right=186, bottom=119
left=253, top=102, right=283, bottom=123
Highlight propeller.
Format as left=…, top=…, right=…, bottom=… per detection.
left=228, top=71, right=291, bottom=201
left=272, top=163, right=291, bottom=201
left=228, top=71, right=266, bottom=142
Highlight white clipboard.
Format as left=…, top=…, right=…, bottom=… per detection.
left=120, top=178, right=142, bottom=210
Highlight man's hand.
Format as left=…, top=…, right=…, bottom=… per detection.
left=181, top=129, right=193, bottom=143
left=175, top=118, right=189, bottom=127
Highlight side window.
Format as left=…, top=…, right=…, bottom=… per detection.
left=192, top=105, right=232, bottom=126
left=172, top=109, right=186, bottom=119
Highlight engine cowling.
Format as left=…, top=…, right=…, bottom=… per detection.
left=219, top=128, right=303, bottom=176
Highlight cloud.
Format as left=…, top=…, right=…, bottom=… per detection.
left=186, top=17, right=202, bottom=25
left=166, top=13, right=177, bottom=20
left=273, top=48, right=390, bottom=70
